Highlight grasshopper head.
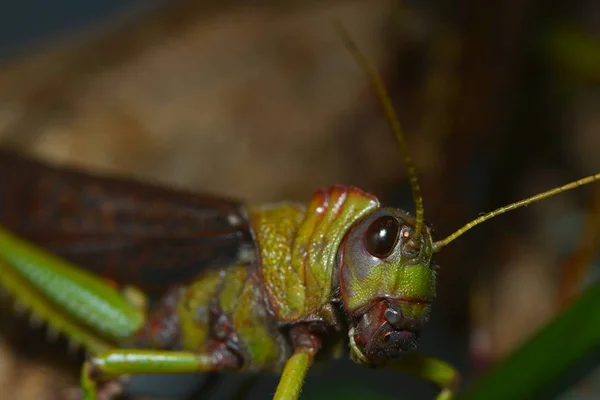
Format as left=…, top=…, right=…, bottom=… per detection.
left=339, top=208, right=436, bottom=363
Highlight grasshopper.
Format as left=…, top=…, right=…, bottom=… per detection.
left=0, top=25, right=599, bottom=400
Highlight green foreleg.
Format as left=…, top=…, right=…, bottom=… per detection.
left=82, top=349, right=222, bottom=400
left=384, top=352, right=460, bottom=400
left=273, top=348, right=315, bottom=400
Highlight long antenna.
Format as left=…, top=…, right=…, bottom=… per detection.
left=334, top=22, right=426, bottom=243
left=432, top=173, right=600, bottom=252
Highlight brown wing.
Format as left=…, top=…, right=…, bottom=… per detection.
left=0, top=149, right=253, bottom=295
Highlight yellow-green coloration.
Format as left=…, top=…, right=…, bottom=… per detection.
left=2, top=21, right=597, bottom=400
left=178, top=270, right=223, bottom=351
left=345, top=226, right=435, bottom=313
left=273, top=349, right=314, bottom=400
left=0, top=255, right=113, bottom=354
left=246, top=203, right=306, bottom=319
left=90, top=350, right=214, bottom=376
left=0, top=225, right=144, bottom=352
left=218, top=266, right=248, bottom=315
left=179, top=265, right=287, bottom=371
left=81, top=349, right=220, bottom=399
left=247, top=186, right=379, bottom=322
left=219, top=266, right=285, bottom=371
left=401, top=301, right=431, bottom=320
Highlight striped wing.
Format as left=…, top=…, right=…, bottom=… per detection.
left=0, top=149, right=254, bottom=295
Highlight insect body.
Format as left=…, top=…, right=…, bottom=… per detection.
left=0, top=26, right=599, bottom=400
left=0, top=152, right=450, bottom=399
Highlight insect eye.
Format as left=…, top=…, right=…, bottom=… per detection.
left=364, top=216, right=400, bottom=258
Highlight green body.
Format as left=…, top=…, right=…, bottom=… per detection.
left=0, top=185, right=457, bottom=399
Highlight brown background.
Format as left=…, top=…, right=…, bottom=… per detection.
left=0, top=1, right=599, bottom=399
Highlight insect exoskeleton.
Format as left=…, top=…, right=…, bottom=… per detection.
left=339, top=207, right=436, bottom=363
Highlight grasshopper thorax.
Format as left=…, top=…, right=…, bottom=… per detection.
left=339, top=208, right=436, bottom=363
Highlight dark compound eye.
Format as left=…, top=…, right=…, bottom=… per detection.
left=365, top=216, right=400, bottom=258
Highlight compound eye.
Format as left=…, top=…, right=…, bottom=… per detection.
left=365, top=216, right=400, bottom=258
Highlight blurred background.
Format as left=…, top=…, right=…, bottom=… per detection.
left=0, top=0, right=599, bottom=399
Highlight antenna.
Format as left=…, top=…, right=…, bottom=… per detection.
left=432, top=173, right=600, bottom=252
left=334, top=22, right=426, bottom=244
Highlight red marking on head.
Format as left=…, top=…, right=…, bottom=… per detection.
left=310, top=187, right=329, bottom=202
left=309, top=188, right=329, bottom=215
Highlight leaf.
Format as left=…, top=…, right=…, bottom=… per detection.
left=458, top=282, right=600, bottom=400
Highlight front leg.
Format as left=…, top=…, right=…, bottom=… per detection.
left=273, top=325, right=322, bottom=400
left=348, top=327, right=459, bottom=399
left=273, top=348, right=316, bottom=400
left=81, top=348, right=240, bottom=400
left=384, top=352, right=460, bottom=400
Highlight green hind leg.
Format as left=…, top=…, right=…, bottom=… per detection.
left=0, top=226, right=145, bottom=354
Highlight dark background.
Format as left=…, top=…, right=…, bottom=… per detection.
left=0, top=1, right=599, bottom=399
